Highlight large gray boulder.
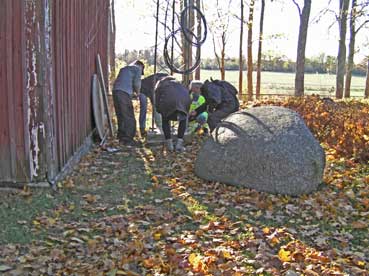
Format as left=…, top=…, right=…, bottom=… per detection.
left=195, top=106, right=325, bottom=196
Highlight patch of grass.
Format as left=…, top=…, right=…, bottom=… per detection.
left=0, top=190, right=80, bottom=244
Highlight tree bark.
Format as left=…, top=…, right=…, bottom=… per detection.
left=221, top=33, right=226, bottom=80
left=109, top=0, right=116, bottom=81
left=247, top=0, right=255, bottom=101
left=294, top=0, right=312, bottom=97
left=336, top=0, right=350, bottom=99
left=239, top=0, right=244, bottom=97
left=256, top=0, right=265, bottom=99
left=344, top=0, right=357, bottom=98
left=195, top=0, right=201, bottom=80
left=365, top=59, right=369, bottom=98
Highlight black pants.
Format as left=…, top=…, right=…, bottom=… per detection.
left=162, top=111, right=186, bottom=140
left=113, top=91, right=136, bottom=142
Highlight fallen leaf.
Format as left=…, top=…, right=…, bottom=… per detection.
left=278, top=248, right=292, bottom=262
left=0, top=265, right=12, bottom=272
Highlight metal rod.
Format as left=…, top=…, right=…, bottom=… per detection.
left=152, top=0, right=160, bottom=130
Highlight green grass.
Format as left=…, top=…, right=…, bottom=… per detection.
left=0, top=190, right=80, bottom=244
left=0, top=149, right=193, bottom=245
left=192, top=70, right=367, bottom=97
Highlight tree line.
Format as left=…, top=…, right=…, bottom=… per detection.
left=112, top=0, right=369, bottom=99
left=117, top=49, right=367, bottom=76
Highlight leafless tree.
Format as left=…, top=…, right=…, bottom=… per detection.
left=256, top=0, right=266, bottom=99
left=239, top=0, right=244, bottom=96
left=209, top=0, right=233, bottom=80
left=365, top=58, right=369, bottom=98
left=195, top=0, right=202, bottom=80
left=336, top=0, right=350, bottom=99
left=247, top=0, right=255, bottom=101
left=293, top=0, right=312, bottom=97
left=344, top=0, right=369, bottom=97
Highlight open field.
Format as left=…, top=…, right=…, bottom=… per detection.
left=196, top=70, right=367, bottom=98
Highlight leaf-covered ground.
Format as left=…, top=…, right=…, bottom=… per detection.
left=0, top=97, right=368, bottom=275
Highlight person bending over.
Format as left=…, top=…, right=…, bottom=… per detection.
left=138, top=73, right=168, bottom=137
left=154, top=76, right=191, bottom=152
left=200, top=79, right=239, bottom=132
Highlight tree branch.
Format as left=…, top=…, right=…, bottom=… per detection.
left=355, top=19, right=369, bottom=33
left=292, top=0, right=302, bottom=16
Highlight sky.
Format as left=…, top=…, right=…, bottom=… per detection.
left=114, top=0, right=368, bottom=62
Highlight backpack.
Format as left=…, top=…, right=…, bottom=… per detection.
left=201, top=79, right=239, bottom=111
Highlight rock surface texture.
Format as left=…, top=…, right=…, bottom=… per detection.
left=195, top=106, right=326, bottom=196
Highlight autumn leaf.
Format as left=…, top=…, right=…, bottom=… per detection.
left=351, top=221, right=366, bottom=229
left=151, top=175, right=159, bottom=184
left=83, top=194, right=97, bottom=204
left=189, top=253, right=207, bottom=272
left=278, top=248, right=292, bottom=262
left=0, top=265, right=12, bottom=272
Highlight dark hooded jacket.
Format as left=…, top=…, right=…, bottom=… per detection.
left=140, top=73, right=168, bottom=102
left=154, top=76, right=191, bottom=118
left=200, top=79, right=239, bottom=113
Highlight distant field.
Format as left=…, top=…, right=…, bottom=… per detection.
left=194, top=70, right=367, bottom=98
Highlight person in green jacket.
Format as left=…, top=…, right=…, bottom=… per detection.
left=188, top=80, right=209, bottom=134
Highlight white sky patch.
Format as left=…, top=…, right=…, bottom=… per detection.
left=115, top=0, right=368, bottom=62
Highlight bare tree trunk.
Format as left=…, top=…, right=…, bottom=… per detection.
left=344, top=0, right=357, bottom=98
left=109, top=0, right=116, bottom=80
left=188, top=0, right=194, bottom=83
left=365, top=59, right=369, bottom=98
left=221, top=34, right=226, bottom=80
left=211, top=0, right=231, bottom=80
left=182, top=0, right=194, bottom=85
left=239, top=0, right=244, bottom=97
left=247, top=0, right=255, bottom=101
left=195, top=0, right=201, bottom=80
left=256, top=0, right=265, bottom=99
left=294, top=0, right=312, bottom=97
left=336, top=0, right=350, bottom=99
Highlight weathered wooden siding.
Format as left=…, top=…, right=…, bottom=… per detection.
left=0, top=0, right=109, bottom=185
left=52, top=0, right=109, bottom=173
left=0, top=1, right=29, bottom=184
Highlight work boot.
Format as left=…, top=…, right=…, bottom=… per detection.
left=175, top=138, right=185, bottom=152
left=140, top=128, right=147, bottom=138
left=165, top=139, right=174, bottom=152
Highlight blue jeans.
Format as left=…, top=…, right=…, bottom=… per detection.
left=139, top=93, right=147, bottom=130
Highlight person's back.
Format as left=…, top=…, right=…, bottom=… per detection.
left=200, top=79, right=239, bottom=131
left=112, top=60, right=144, bottom=146
left=113, top=65, right=142, bottom=96
left=154, top=76, right=191, bottom=152
left=155, top=77, right=191, bottom=118
left=141, top=73, right=168, bottom=101
left=138, top=73, right=168, bottom=136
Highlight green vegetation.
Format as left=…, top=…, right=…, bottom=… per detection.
left=184, top=70, right=367, bottom=97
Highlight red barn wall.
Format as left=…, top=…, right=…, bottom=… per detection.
left=0, top=0, right=109, bottom=185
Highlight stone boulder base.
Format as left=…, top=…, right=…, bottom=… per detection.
left=194, top=106, right=325, bottom=196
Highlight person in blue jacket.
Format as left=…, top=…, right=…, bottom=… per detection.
left=112, top=60, right=144, bottom=146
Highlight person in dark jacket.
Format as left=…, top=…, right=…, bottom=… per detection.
left=154, top=76, right=191, bottom=152
left=112, top=60, right=144, bottom=146
left=200, top=79, right=240, bottom=132
left=139, top=73, right=168, bottom=137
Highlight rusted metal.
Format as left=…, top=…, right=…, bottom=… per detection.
left=0, top=0, right=109, bottom=186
